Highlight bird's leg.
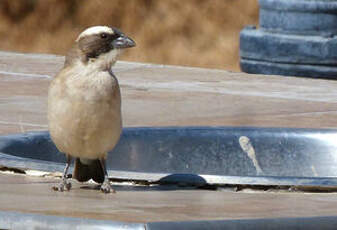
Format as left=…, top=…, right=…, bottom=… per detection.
left=99, top=157, right=114, bottom=193
left=53, top=154, right=72, bottom=192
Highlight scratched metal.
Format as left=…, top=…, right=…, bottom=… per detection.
left=1, top=127, right=337, bottom=187
left=2, top=211, right=337, bottom=230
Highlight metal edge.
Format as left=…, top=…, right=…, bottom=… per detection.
left=2, top=126, right=337, bottom=138
left=147, top=216, right=337, bottom=230
left=0, top=211, right=145, bottom=230
left=2, top=210, right=337, bottom=230
left=2, top=151, right=337, bottom=188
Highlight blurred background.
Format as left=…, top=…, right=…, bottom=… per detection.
left=0, top=0, right=258, bottom=72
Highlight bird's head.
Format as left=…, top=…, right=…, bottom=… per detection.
left=68, top=26, right=136, bottom=70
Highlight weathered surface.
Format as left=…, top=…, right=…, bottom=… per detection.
left=1, top=51, right=337, bottom=135
left=1, top=51, right=337, bottom=222
left=2, top=173, right=337, bottom=223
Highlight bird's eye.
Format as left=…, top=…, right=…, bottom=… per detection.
left=100, top=33, right=108, bottom=39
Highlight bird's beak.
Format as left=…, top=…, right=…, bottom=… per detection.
left=113, top=36, right=136, bottom=49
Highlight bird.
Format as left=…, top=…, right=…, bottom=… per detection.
left=48, top=26, right=135, bottom=193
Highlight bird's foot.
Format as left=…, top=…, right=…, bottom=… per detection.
left=100, top=180, right=115, bottom=194
left=52, top=179, right=72, bottom=192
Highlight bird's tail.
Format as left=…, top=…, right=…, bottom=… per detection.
left=73, top=158, right=104, bottom=184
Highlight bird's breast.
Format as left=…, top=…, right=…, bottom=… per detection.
left=48, top=69, right=122, bottom=158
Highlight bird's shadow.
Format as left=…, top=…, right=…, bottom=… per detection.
left=79, top=173, right=210, bottom=192
left=79, top=184, right=200, bottom=192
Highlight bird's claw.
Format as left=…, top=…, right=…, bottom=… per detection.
left=100, top=181, right=115, bottom=194
left=52, top=180, right=72, bottom=192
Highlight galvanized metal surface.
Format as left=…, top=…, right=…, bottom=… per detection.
left=0, top=211, right=144, bottom=230
left=1, top=127, right=337, bottom=187
left=2, top=211, right=337, bottom=230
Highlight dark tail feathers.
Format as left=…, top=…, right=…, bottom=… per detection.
left=73, top=158, right=104, bottom=184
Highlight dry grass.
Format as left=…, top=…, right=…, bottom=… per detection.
left=0, top=0, right=258, bottom=71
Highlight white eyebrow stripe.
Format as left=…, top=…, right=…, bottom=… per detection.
left=76, top=26, right=114, bottom=42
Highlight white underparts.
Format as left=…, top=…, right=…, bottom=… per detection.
left=65, top=58, right=118, bottom=92
left=88, top=49, right=121, bottom=71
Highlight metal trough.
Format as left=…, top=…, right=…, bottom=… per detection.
left=2, top=126, right=337, bottom=229
left=1, top=126, right=337, bottom=188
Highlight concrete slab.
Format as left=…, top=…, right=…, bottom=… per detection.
left=1, top=173, right=337, bottom=223
left=1, top=51, right=337, bottom=135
